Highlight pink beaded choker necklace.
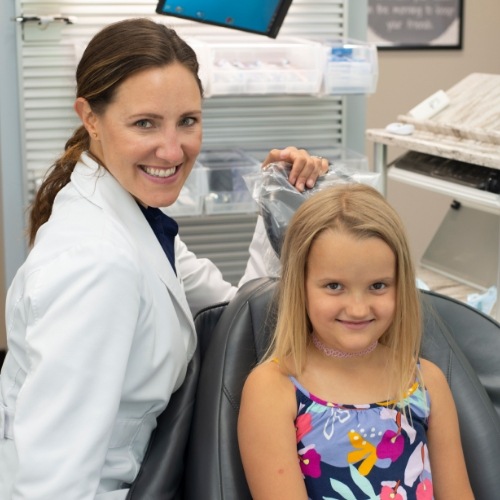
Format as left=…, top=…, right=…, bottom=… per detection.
left=311, top=333, right=378, bottom=359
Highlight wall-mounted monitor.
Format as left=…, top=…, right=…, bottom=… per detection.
left=156, top=0, right=293, bottom=38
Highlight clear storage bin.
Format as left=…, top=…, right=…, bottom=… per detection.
left=321, top=39, right=378, bottom=95
left=194, top=35, right=323, bottom=96
left=161, top=162, right=208, bottom=217
left=241, top=146, right=369, bottom=172
left=309, top=146, right=369, bottom=171
left=198, top=148, right=261, bottom=214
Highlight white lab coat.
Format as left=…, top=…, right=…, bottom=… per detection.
left=0, top=153, right=274, bottom=499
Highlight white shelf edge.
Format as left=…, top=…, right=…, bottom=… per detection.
left=388, top=166, right=500, bottom=214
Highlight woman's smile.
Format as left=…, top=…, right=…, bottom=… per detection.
left=139, top=164, right=179, bottom=180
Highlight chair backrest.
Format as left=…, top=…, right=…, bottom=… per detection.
left=183, top=277, right=500, bottom=500
left=419, top=290, right=500, bottom=419
left=126, top=302, right=228, bottom=500
left=185, top=278, right=275, bottom=500
left=126, top=346, right=200, bottom=500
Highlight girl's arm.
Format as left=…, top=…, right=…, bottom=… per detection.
left=238, top=361, right=308, bottom=500
left=421, top=359, right=475, bottom=500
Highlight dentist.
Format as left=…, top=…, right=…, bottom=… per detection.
left=0, top=18, right=327, bottom=499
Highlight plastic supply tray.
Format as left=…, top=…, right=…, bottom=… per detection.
left=161, top=162, right=208, bottom=217
left=321, top=38, right=378, bottom=95
left=198, top=148, right=261, bottom=214
left=309, top=146, right=369, bottom=171
left=242, top=146, right=369, bottom=172
left=193, top=35, right=323, bottom=96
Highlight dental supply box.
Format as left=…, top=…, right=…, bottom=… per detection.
left=321, top=38, right=378, bottom=95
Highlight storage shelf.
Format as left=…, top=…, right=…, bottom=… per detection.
left=367, top=128, right=500, bottom=171
left=388, top=167, right=500, bottom=214
left=186, top=34, right=378, bottom=97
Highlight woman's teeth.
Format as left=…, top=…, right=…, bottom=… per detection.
left=142, top=165, right=176, bottom=178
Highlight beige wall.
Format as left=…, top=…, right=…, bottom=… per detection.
left=366, top=0, right=500, bottom=261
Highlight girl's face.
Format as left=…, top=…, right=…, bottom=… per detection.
left=305, top=229, right=396, bottom=355
left=81, top=63, right=202, bottom=208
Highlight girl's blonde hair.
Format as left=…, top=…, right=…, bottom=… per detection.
left=266, top=183, right=422, bottom=404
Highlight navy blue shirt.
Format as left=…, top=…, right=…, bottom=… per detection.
left=138, top=204, right=179, bottom=275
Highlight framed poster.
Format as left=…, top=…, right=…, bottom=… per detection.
left=368, top=0, right=464, bottom=50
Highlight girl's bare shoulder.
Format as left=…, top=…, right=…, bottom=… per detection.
left=419, top=357, right=451, bottom=399
left=419, top=358, right=446, bottom=382
left=242, top=359, right=297, bottom=407
left=245, top=359, right=293, bottom=388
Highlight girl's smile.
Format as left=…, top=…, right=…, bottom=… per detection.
left=336, top=319, right=375, bottom=330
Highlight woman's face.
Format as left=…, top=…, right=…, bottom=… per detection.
left=83, top=63, right=202, bottom=208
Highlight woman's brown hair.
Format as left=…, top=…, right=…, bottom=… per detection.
left=28, top=18, right=203, bottom=245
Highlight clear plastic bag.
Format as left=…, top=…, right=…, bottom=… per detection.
left=244, top=161, right=382, bottom=259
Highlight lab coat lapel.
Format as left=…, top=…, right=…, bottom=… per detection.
left=72, top=154, right=194, bottom=327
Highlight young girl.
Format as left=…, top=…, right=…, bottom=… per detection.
left=238, top=184, right=473, bottom=500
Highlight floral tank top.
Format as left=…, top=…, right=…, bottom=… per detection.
left=291, top=376, right=433, bottom=500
